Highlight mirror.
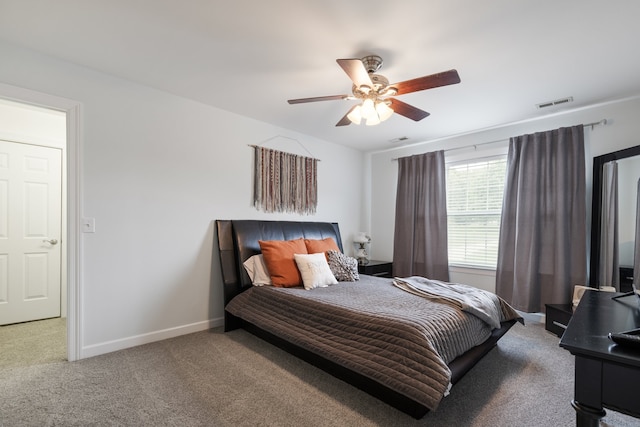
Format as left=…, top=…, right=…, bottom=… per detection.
left=590, top=144, right=640, bottom=290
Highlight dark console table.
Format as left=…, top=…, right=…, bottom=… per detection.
left=559, top=290, right=640, bottom=426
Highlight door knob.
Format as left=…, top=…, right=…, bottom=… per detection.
left=43, top=239, right=59, bottom=245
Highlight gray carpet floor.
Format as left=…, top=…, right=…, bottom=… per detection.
left=1, top=318, right=638, bottom=426
left=0, top=317, right=67, bottom=368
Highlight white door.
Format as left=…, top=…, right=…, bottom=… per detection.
left=0, top=140, right=62, bottom=325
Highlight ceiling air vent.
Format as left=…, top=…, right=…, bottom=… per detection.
left=390, top=136, right=410, bottom=144
left=536, top=96, right=574, bottom=109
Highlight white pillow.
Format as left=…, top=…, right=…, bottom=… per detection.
left=242, top=254, right=273, bottom=286
left=293, top=253, right=338, bottom=290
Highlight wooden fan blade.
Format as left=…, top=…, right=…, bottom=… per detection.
left=391, top=69, right=461, bottom=96
left=288, top=94, right=348, bottom=104
left=389, top=98, right=430, bottom=121
left=336, top=105, right=357, bottom=126
left=336, top=58, right=373, bottom=88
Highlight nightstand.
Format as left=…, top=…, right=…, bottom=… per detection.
left=620, top=265, right=634, bottom=293
left=545, top=303, right=574, bottom=338
left=358, top=260, right=393, bottom=278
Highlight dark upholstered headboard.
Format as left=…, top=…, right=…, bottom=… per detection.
left=215, top=220, right=343, bottom=307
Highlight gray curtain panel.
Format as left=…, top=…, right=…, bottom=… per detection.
left=393, top=151, right=450, bottom=281
left=599, top=161, right=619, bottom=289
left=496, top=126, right=587, bottom=312
left=634, top=178, right=640, bottom=288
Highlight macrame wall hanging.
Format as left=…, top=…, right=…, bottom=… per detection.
left=252, top=139, right=318, bottom=215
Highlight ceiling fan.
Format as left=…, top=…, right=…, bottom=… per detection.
left=287, top=55, right=461, bottom=126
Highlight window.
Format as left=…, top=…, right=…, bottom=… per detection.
left=446, top=156, right=507, bottom=269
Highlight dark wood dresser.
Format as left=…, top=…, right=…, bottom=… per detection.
left=559, top=291, right=640, bottom=426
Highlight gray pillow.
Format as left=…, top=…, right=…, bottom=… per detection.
left=326, top=250, right=359, bottom=282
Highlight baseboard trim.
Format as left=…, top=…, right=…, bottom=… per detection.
left=79, top=317, right=224, bottom=359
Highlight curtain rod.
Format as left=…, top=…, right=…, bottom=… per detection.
left=248, top=135, right=320, bottom=160
left=392, top=119, right=608, bottom=161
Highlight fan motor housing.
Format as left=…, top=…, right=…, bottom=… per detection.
left=370, top=74, right=389, bottom=90
left=361, top=55, right=383, bottom=73
left=352, top=74, right=390, bottom=99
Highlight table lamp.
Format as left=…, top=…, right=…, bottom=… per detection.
left=353, top=232, right=371, bottom=265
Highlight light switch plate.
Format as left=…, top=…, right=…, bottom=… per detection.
left=82, top=217, right=96, bottom=233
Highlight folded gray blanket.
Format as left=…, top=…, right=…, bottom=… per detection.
left=393, top=276, right=504, bottom=329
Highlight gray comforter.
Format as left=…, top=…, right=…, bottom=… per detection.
left=225, top=275, right=521, bottom=411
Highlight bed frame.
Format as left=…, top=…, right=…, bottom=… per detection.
left=215, top=219, right=517, bottom=419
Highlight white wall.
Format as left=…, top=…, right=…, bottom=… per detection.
left=0, top=41, right=364, bottom=358
left=368, top=96, right=640, bottom=292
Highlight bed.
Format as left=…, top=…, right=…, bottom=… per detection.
left=215, top=219, right=520, bottom=419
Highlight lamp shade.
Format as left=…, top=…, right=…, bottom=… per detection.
left=353, top=232, right=370, bottom=244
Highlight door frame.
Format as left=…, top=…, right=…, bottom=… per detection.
left=0, top=82, right=82, bottom=361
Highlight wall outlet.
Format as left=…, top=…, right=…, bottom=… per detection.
left=82, top=217, right=96, bottom=233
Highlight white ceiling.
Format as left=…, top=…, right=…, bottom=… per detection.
left=1, top=0, right=640, bottom=152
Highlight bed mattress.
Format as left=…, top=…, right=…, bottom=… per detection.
left=225, top=275, right=520, bottom=410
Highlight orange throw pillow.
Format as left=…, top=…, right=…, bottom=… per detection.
left=259, top=238, right=308, bottom=287
left=304, top=237, right=340, bottom=254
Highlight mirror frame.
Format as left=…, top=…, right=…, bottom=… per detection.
left=590, top=144, right=640, bottom=287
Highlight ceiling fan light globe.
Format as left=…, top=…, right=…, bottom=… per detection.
left=361, top=98, right=376, bottom=118
left=365, top=114, right=381, bottom=126
left=347, top=105, right=362, bottom=125
left=376, top=101, right=394, bottom=122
